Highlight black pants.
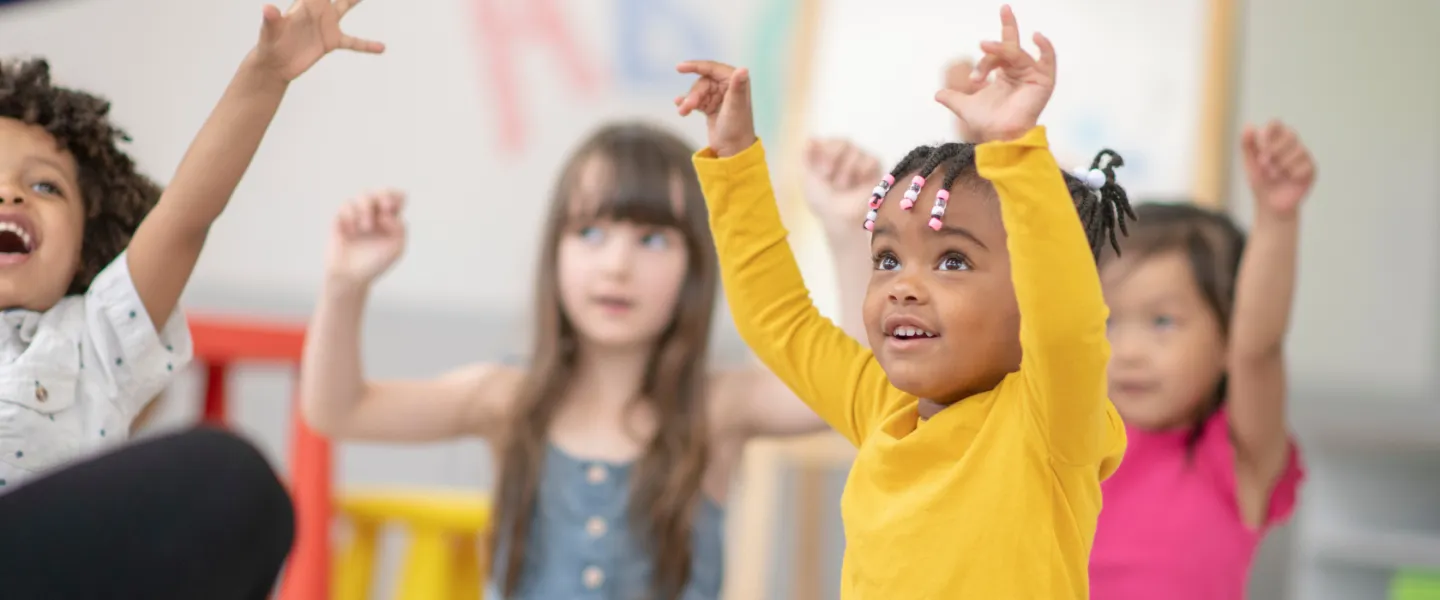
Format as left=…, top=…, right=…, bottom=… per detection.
left=0, top=427, right=296, bottom=600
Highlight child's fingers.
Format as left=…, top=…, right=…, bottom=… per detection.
left=676, top=79, right=716, bottom=116
left=943, top=58, right=977, bottom=92
left=835, top=145, right=864, bottom=188
left=676, top=60, right=736, bottom=81
left=336, top=201, right=358, bottom=236
left=259, top=4, right=283, bottom=41
left=376, top=188, right=407, bottom=216
left=356, top=197, right=378, bottom=233
left=970, top=52, right=1000, bottom=82
left=979, top=40, right=1036, bottom=77
left=724, top=67, right=753, bottom=115
left=999, top=4, right=1020, bottom=45
left=334, top=0, right=359, bottom=17
left=1033, top=33, right=1057, bottom=74
left=340, top=35, right=386, bottom=54
left=1240, top=125, right=1261, bottom=157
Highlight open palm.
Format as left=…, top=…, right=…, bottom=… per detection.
left=255, top=0, right=385, bottom=82
left=935, top=6, right=1056, bottom=143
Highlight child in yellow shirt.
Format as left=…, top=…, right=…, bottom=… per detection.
left=674, top=7, right=1134, bottom=598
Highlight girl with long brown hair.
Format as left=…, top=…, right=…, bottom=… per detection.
left=300, top=122, right=877, bottom=599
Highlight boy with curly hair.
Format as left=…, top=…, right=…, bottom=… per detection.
left=0, top=0, right=383, bottom=491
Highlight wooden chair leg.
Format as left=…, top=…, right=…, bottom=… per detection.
left=454, top=533, right=482, bottom=600
left=398, top=526, right=454, bottom=600
left=334, top=520, right=380, bottom=600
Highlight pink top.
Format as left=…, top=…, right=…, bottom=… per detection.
left=1090, top=410, right=1304, bottom=600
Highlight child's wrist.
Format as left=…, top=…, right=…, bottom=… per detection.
left=979, top=124, right=1034, bottom=144
left=714, top=134, right=758, bottom=159
left=323, top=274, right=373, bottom=301
left=239, top=50, right=293, bottom=93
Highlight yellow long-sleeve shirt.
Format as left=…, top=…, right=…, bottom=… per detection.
left=694, top=127, right=1126, bottom=599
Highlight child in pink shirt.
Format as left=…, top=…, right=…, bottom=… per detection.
left=1090, top=121, right=1315, bottom=600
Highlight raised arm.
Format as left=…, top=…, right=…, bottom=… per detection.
left=723, top=139, right=883, bottom=440
left=126, top=0, right=384, bottom=329
left=1228, top=122, right=1313, bottom=504
left=299, top=190, right=517, bottom=441
left=938, top=7, right=1123, bottom=467
left=676, top=62, right=896, bottom=445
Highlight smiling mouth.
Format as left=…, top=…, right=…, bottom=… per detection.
left=888, top=325, right=940, bottom=340
left=0, top=221, right=35, bottom=255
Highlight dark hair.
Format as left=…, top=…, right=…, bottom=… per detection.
left=885, top=142, right=1136, bottom=260
left=1098, top=202, right=1247, bottom=452
left=0, top=58, right=162, bottom=294
left=491, top=122, right=715, bottom=600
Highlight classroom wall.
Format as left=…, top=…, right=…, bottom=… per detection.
left=3, top=0, right=1435, bottom=597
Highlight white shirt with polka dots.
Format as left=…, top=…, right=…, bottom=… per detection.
left=0, top=251, right=192, bottom=491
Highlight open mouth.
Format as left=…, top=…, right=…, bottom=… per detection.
left=889, top=325, right=939, bottom=339
left=0, top=217, right=36, bottom=258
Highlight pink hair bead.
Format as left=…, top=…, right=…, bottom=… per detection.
left=928, top=189, right=950, bottom=230
left=900, top=175, right=925, bottom=210
left=869, top=174, right=895, bottom=209
left=863, top=219, right=875, bottom=231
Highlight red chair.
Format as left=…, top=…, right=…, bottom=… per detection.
left=186, top=313, right=330, bottom=600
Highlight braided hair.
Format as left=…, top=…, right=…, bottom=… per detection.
left=872, top=142, right=1137, bottom=261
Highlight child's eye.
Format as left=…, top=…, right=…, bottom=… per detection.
left=1152, top=315, right=1176, bottom=329
left=31, top=181, right=61, bottom=196
left=577, top=225, right=605, bottom=244
left=640, top=231, right=669, bottom=250
left=873, top=252, right=900, bottom=271
left=937, top=253, right=971, bottom=271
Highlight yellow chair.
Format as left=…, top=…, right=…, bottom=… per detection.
left=333, top=489, right=492, bottom=600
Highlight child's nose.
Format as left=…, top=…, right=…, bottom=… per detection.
left=886, top=275, right=927, bottom=304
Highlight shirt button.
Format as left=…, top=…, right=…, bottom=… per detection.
left=586, top=516, right=608, bottom=538
left=586, top=464, right=608, bottom=485
left=582, top=566, right=605, bottom=589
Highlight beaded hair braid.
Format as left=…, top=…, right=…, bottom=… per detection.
left=862, top=142, right=1137, bottom=260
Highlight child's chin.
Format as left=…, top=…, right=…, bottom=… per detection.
left=881, top=363, right=950, bottom=399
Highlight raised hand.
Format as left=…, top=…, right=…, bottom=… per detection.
left=934, top=5, right=1056, bottom=143
left=327, top=189, right=407, bottom=287
left=1241, top=121, right=1316, bottom=217
left=675, top=60, right=757, bottom=158
left=253, top=0, right=385, bottom=83
left=941, top=58, right=984, bottom=141
left=803, top=138, right=884, bottom=231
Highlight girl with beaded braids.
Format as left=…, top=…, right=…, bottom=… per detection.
left=675, top=5, right=1133, bottom=598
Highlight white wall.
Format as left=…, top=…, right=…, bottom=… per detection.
left=0, top=0, right=784, bottom=316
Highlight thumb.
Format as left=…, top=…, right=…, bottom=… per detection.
left=260, top=4, right=283, bottom=41
left=934, top=88, right=967, bottom=117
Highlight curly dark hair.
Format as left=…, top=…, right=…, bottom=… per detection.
left=0, top=57, right=161, bottom=294
left=880, top=142, right=1137, bottom=261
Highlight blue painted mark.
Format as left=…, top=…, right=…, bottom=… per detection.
left=616, top=0, right=716, bottom=87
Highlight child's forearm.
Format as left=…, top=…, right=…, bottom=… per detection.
left=977, top=127, right=1113, bottom=465
left=696, top=141, right=886, bottom=445
left=299, top=278, right=371, bottom=435
left=124, top=53, right=290, bottom=328
left=161, top=53, right=289, bottom=236
left=1229, top=212, right=1299, bottom=360
left=821, top=224, right=872, bottom=344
